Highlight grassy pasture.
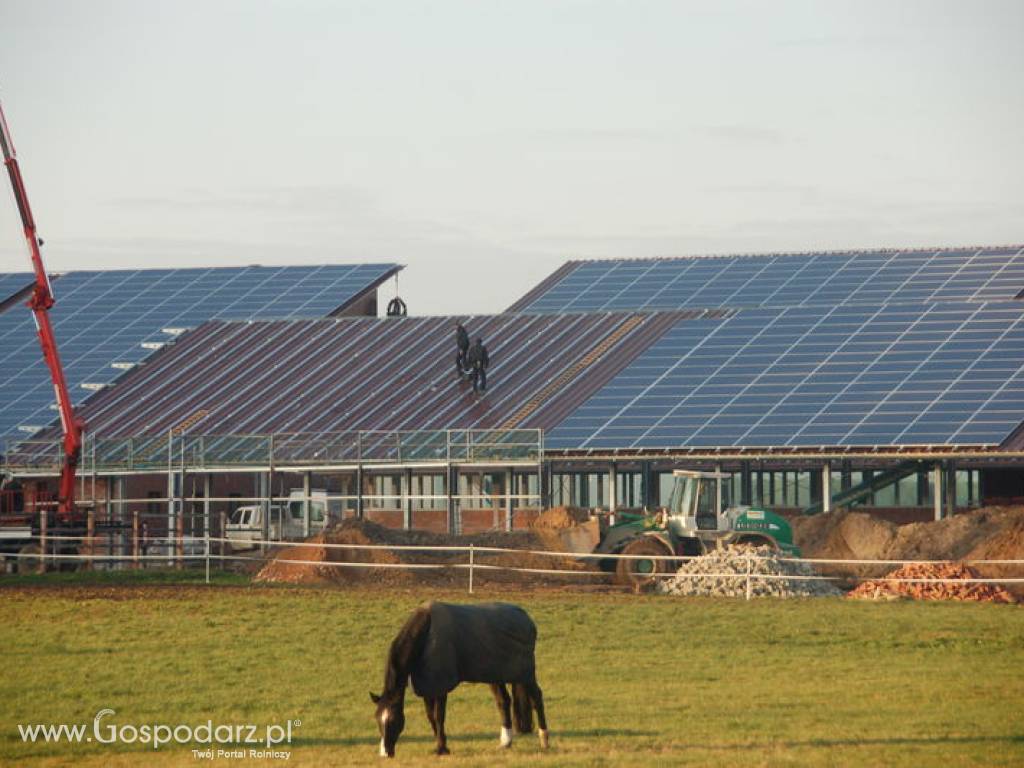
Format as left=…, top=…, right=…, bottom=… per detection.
left=0, top=573, right=1022, bottom=767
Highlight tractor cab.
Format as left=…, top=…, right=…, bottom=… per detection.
left=665, top=470, right=732, bottom=532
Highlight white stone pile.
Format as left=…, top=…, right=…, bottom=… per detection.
left=656, top=545, right=843, bottom=598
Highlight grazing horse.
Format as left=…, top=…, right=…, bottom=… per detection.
left=370, top=601, right=549, bottom=757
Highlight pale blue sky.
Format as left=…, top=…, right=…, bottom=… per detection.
left=1, top=0, right=1022, bottom=314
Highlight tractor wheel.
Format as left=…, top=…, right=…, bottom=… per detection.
left=16, top=543, right=42, bottom=574
left=615, top=537, right=674, bottom=589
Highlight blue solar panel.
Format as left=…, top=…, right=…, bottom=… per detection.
left=515, top=247, right=1024, bottom=313
left=0, top=273, right=34, bottom=308
left=546, top=301, right=1024, bottom=449
left=0, top=264, right=398, bottom=442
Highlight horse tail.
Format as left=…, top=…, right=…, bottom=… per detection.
left=512, top=682, right=534, bottom=734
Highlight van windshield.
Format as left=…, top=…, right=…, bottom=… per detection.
left=229, top=508, right=250, bottom=525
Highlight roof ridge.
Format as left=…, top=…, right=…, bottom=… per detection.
left=569, top=244, right=1024, bottom=264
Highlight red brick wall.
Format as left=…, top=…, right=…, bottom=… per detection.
left=364, top=510, right=403, bottom=529
left=411, top=510, right=448, bottom=534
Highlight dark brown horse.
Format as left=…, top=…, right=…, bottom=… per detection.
left=370, top=601, right=549, bottom=757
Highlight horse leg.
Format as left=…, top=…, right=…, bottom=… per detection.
left=423, top=697, right=438, bottom=738
left=490, top=683, right=513, bottom=747
left=432, top=694, right=449, bottom=755
left=527, top=681, right=549, bottom=749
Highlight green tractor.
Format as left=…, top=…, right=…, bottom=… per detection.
left=591, top=470, right=800, bottom=587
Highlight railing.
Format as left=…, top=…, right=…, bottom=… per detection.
left=3, top=532, right=1022, bottom=601
left=3, top=428, right=543, bottom=475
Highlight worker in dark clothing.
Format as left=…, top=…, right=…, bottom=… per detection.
left=454, top=321, right=470, bottom=377
left=466, top=337, right=489, bottom=393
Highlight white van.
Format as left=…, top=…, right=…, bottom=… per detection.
left=225, top=489, right=329, bottom=550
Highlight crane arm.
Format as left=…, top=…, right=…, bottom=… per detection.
left=0, top=99, right=83, bottom=516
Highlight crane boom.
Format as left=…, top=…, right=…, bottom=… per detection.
left=0, top=99, right=83, bottom=516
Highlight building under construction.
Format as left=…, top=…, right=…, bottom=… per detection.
left=3, top=246, right=1024, bottom=559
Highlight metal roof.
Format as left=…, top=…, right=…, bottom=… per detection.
left=44, top=311, right=677, bottom=440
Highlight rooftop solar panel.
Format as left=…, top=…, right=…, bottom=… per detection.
left=0, top=273, right=34, bottom=308
left=509, top=246, right=1024, bottom=314
left=0, top=264, right=399, bottom=441
left=545, top=301, right=1024, bottom=450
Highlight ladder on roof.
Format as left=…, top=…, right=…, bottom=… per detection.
left=498, top=313, right=646, bottom=431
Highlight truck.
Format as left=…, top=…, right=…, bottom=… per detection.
left=575, top=470, right=799, bottom=587
left=224, top=489, right=330, bottom=551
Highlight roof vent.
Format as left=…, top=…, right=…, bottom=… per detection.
left=141, top=341, right=166, bottom=350
left=81, top=382, right=108, bottom=391
left=111, top=362, right=137, bottom=371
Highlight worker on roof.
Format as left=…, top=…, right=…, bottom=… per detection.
left=467, top=337, right=490, bottom=394
left=454, top=321, right=470, bottom=378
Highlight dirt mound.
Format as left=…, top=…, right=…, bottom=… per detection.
left=255, top=517, right=600, bottom=587
left=848, top=562, right=1017, bottom=603
left=792, top=511, right=896, bottom=562
left=792, top=506, right=1024, bottom=587
left=255, top=524, right=408, bottom=586
left=531, top=506, right=590, bottom=530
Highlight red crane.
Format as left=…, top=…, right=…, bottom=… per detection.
left=0, top=98, right=84, bottom=516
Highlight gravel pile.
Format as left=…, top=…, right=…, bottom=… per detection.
left=656, top=545, right=843, bottom=598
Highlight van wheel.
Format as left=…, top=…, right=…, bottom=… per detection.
left=615, top=537, right=674, bottom=589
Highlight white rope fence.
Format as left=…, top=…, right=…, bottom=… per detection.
left=6, top=533, right=1024, bottom=594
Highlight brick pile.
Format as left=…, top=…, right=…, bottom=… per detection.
left=848, top=562, right=1017, bottom=603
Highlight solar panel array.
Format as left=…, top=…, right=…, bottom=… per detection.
left=512, top=247, right=1024, bottom=314
left=547, top=301, right=1024, bottom=449
left=0, top=264, right=398, bottom=441
left=0, top=273, right=34, bottom=307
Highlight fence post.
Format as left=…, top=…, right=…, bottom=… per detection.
left=132, top=510, right=139, bottom=569
left=176, top=499, right=185, bottom=571
left=38, top=507, right=47, bottom=575
left=745, top=551, right=752, bottom=601
left=85, top=510, right=95, bottom=571
left=220, top=511, right=227, bottom=568
left=205, top=528, right=211, bottom=585
left=468, top=543, right=475, bottom=595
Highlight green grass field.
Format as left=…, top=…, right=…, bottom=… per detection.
left=1, top=572, right=1022, bottom=767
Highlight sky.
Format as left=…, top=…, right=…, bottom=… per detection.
left=1, top=0, right=1022, bottom=316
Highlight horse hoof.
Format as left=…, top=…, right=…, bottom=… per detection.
left=539, top=729, right=549, bottom=749
left=435, top=747, right=450, bottom=756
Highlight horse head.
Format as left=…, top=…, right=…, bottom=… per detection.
left=370, top=691, right=405, bottom=758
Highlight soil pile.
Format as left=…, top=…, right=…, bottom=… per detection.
left=848, top=562, right=1017, bottom=603
left=790, top=506, right=1024, bottom=588
left=255, top=517, right=600, bottom=587
left=657, top=545, right=842, bottom=599
left=531, top=506, right=590, bottom=530
left=255, top=525, right=406, bottom=586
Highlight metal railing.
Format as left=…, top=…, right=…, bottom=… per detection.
left=3, top=428, right=543, bottom=475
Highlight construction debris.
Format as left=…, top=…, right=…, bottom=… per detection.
left=847, top=562, right=1018, bottom=603
left=657, top=545, right=842, bottom=598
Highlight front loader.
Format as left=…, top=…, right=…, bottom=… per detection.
left=560, top=470, right=800, bottom=588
